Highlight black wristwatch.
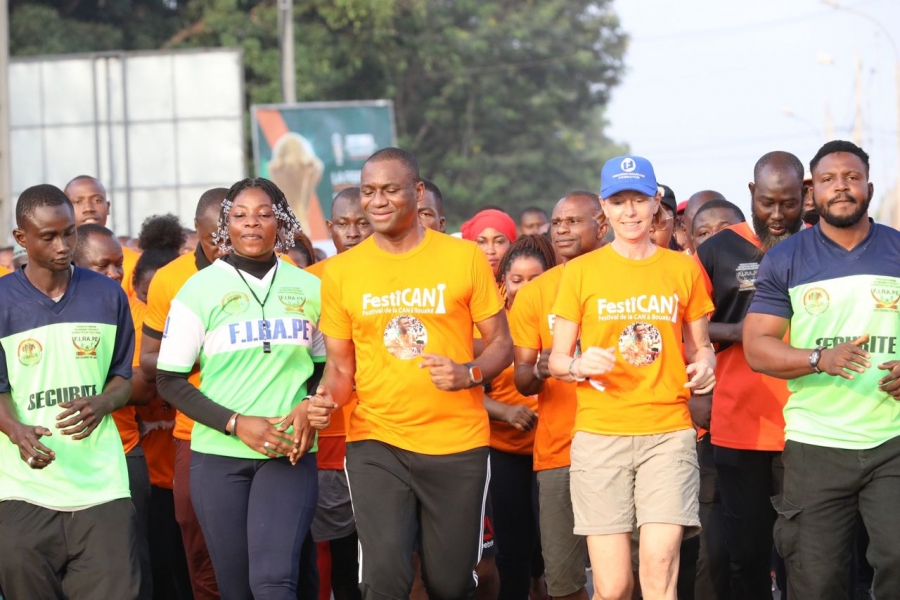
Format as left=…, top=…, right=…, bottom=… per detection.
left=465, top=362, right=484, bottom=388
left=809, top=346, right=825, bottom=374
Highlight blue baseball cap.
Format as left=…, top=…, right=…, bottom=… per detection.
left=600, top=155, right=658, bottom=199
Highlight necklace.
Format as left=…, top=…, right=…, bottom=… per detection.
left=231, top=259, right=279, bottom=354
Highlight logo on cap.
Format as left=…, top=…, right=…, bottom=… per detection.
left=621, top=158, right=636, bottom=173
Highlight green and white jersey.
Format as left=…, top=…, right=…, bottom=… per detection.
left=157, top=258, right=325, bottom=459
left=749, top=222, right=900, bottom=449
left=0, top=268, right=133, bottom=510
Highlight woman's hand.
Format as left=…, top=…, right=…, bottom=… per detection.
left=234, top=415, right=294, bottom=458
left=504, top=405, right=537, bottom=432
left=278, top=401, right=317, bottom=465
left=685, top=360, right=716, bottom=395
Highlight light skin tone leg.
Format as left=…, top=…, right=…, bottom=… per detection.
left=637, top=523, right=683, bottom=600
left=587, top=533, right=633, bottom=600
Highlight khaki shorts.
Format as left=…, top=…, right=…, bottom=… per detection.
left=570, top=429, right=700, bottom=538
left=536, top=467, right=588, bottom=596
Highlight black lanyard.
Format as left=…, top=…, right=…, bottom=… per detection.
left=232, top=261, right=279, bottom=353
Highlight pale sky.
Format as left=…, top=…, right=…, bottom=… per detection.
left=606, top=0, right=900, bottom=220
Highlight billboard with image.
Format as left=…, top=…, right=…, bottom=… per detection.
left=250, top=100, right=396, bottom=241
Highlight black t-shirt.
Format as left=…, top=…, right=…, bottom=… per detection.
left=696, top=222, right=763, bottom=353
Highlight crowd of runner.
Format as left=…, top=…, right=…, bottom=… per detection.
left=0, top=139, right=897, bottom=600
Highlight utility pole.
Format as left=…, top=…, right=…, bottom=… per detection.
left=852, top=54, right=864, bottom=147
left=0, top=0, right=12, bottom=243
left=278, top=0, right=296, bottom=104
left=821, top=0, right=900, bottom=227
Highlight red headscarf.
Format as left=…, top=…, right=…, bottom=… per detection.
left=460, top=209, right=517, bottom=244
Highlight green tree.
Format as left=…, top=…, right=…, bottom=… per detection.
left=9, top=0, right=628, bottom=225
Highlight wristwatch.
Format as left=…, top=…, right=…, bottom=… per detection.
left=465, top=362, right=484, bottom=388
left=809, top=346, right=825, bottom=374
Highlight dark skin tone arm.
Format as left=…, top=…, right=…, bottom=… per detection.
left=297, top=337, right=357, bottom=464
left=513, top=346, right=550, bottom=397
left=128, top=365, right=155, bottom=405
left=483, top=393, right=537, bottom=432
left=0, top=392, right=56, bottom=469
left=743, top=313, right=871, bottom=380
left=56, top=375, right=132, bottom=440
left=708, top=321, right=742, bottom=345
left=139, top=335, right=162, bottom=383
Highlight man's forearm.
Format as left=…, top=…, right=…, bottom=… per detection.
left=514, top=363, right=544, bottom=396
left=100, top=376, right=133, bottom=413
left=320, top=364, right=356, bottom=408
left=0, top=392, right=23, bottom=438
left=745, top=336, right=814, bottom=379
left=475, top=336, right=514, bottom=382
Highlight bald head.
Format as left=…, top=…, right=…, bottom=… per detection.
left=328, top=186, right=372, bottom=253
left=753, top=151, right=804, bottom=184
left=551, top=191, right=606, bottom=261
left=331, top=187, right=361, bottom=219
left=684, top=190, right=725, bottom=234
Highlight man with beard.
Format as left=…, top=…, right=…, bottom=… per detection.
left=696, top=151, right=803, bottom=599
left=801, top=173, right=819, bottom=226
left=744, top=141, right=900, bottom=599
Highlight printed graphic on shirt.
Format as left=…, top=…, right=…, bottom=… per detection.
left=221, top=291, right=250, bottom=316
left=871, top=278, right=900, bottom=312
left=736, top=262, right=759, bottom=291
left=18, top=338, right=42, bottom=366
left=362, top=284, right=447, bottom=316
left=383, top=314, right=427, bottom=360
left=72, top=325, right=102, bottom=359
left=802, top=287, right=829, bottom=315
left=618, top=322, right=662, bottom=367
left=596, top=294, right=679, bottom=323
left=278, top=287, right=308, bottom=314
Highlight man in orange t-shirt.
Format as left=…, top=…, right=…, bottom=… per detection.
left=696, top=151, right=803, bottom=599
left=309, top=148, right=512, bottom=600
left=64, top=176, right=140, bottom=298
left=508, top=191, right=607, bottom=600
left=139, top=188, right=226, bottom=600
left=305, top=186, right=370, bottom=600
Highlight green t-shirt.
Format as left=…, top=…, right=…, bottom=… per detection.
left=157, top=259, right=325, bottom=459
left=749, top=223, right=900, bottom=450
left=0, top=268, right=133, bottom=509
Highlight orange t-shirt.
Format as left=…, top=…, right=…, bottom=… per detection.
left=0, top=266, right=10, bottom=278
left=552, top=245, right=714, bottom=436
left=112, top=297, right=146, bottom=454
left=122, top=245, right=140, bottom=299
left=509, top=265, right=579, bottom=470
left=697, top=222, right=789, bottom=451
left=488, top=362, right=538, bottom=455
left=319, top=229, right=504, bottom=455
left=144, top=251, right=203, bottom=441
left=306, top=257, right=357, bottom=470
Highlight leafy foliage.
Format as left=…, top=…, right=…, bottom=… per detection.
left=10, top=0, right=629, bottom=225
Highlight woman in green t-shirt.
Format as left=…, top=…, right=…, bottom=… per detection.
left=157, top=178, right=324, bottom=599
